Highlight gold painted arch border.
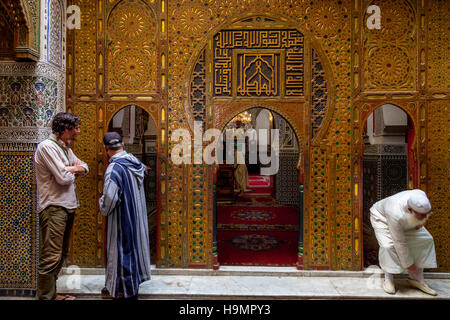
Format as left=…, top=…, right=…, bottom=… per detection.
left=216, top=102, right=304, bottom=170
left=105, top=102, right=161, bottom=134
left=351, top=99, right=423, bottom=269
left=183, top=11, right=336, bottom=147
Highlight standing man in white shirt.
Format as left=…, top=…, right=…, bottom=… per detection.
left=34, top=112, right=89, bottom=300
left=370, top=189, right=438, bottom=296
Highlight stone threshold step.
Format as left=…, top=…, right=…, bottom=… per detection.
left=61, top=292, right=449, bottom=301
left=61, top=265, right=450, bottom=279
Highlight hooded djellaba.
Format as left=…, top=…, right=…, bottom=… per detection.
left=99, top=142, right=151, bottom=299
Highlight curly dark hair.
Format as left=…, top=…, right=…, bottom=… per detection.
left=51, top=112, right=81, bottom=135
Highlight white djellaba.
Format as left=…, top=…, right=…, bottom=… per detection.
left=369, top=189, right=437, bottom=295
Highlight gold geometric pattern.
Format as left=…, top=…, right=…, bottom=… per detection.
left=110, top=48, right=154, bottom=91
left=427, top=1, right=450, bottom=91
left=73, top=0, right=96, bottom=94
left=171, top=0, right=351, bottom=270
left=311, top=49, right=329, bottom=139
left=170, top=1, right=214, bottom=42
left=59, top=0, right=450, bottom=272
left=426, top=100, right=450, bottom=271
left=362, top=0, right=415, bottom=91
left=72, top=102, right=102, bottom=266
left=372, top=2, right=415, bottom=40
left=305, top=3, right=344, bottom=38
left=366, top=45, right=412, bottom=88
left=236, top=53, right=280, bottom=97
left=213, top=29, right=304, bottom=97
left=178, top=7, right=209, bottom=36
left=187, top=164, right=210, bottom=266
left=107, top=0, right=157, bottom=93
left=307, top=147, right=332, bottom=267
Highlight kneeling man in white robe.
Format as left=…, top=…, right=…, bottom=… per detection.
left=370, top=189, right=437, bottom=295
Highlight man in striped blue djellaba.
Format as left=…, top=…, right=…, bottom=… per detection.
left=99, top=131, right=151, bottom=299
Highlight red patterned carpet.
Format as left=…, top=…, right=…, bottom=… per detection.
left=217, top=203, right=299, bottom=266
left=248, top=174, right=270, bottom=185
left=245, top=174, right=272, bottom=195
left=217, top=205, right=298, bottom=227
left=217, top=230, right=298, bottom=266
left=234, top=195, right=277, bottom=205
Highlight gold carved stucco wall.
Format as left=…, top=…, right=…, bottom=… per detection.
left=66, top=0, right=450, bottom=271
left=67, top=0, right=166, bottom=267
left=168, top=0, right=352, bottom=270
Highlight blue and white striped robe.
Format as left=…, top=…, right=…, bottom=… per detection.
left=99, top=151, right=151, bottom=298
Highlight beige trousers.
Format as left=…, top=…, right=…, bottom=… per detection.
left=37, top=206, right=75, bottom=300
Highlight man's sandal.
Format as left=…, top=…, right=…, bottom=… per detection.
left=382, top=279, right=396, bottom=294
left=407, top=279, right=437, bottom=296
left=54, top=294, right=76, bottom=300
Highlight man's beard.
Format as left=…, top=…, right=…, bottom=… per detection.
left=67, top=135, right=77, bottom=146
left=65, top=139, right=74, bottom=147
left=405, top=213, right=429, bottom=229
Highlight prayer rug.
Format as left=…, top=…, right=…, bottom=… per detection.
left=248, top=174, right=270, bottom=185
left=217, top=204, right=300, bottom=266
left=217, top=205, right=299, bottom=226
left=246, top=174, right=272, bottom=195
left=217, top=230, right=298, bottom=266
left=233, top=195, right=277, bottom=206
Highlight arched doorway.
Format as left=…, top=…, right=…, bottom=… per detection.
left=215, top=107, right=302, bottom=267
left=184, top=13, right=334, bottom=269
left=362, top=103, right=415, bottom=267
left=107, top=104, right=158, bottom=263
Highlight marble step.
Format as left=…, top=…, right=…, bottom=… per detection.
left=56, top=273, right=450, bottom=300
left=60, top=265, right=450, bottom=279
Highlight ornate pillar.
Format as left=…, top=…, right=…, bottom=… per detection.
left=0, top=0, right=66, bottom=296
